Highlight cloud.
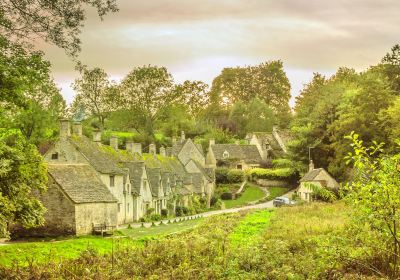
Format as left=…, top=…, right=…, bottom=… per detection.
left=38, top=0, right=400, bottom=105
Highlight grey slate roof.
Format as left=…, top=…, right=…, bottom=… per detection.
left=122, top=161, right=145, bottom=195
left=147, top=168, right=162, bottom=197
left=176, top=185, right=192, bottom=196
left=69, top=136, right=126, bottom=175
left=48, top=164, right=117, bottom=203
left=210, top=144, right=262, bottom=163
left=299, top=168, right=323, bottom=182
left=191, top=173, right=204, bottom=194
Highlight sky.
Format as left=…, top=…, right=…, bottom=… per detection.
left=40, top=0, right=400, bottom=107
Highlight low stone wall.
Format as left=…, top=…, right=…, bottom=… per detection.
left=255, top=179, right=289, bottom=187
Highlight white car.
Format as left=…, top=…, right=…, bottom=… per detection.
left=273, top=196, right=295, bottom=207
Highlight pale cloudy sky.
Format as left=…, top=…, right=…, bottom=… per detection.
left=40, top=0, right=400, bottom=107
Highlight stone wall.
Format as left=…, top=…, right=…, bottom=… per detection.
left=75, top=202, right=118, bottom=235
left=255, top=179, right=289, bottom=187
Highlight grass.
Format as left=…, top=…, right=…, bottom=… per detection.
left=223, top=184, right=265, bottom=209
left=229, top=210, right=274, bottom=247
left=0, top=218, right=202, bottom=267
left=266, top=186, right=290, bottom=200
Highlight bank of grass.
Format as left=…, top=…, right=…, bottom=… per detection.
left=229, top=210, right=274, bottom=247
left=265, top=186, right=290, bottom=200
left=0, top=219, right=203, bottom=267
left=223, top=184, right=265, bottom=208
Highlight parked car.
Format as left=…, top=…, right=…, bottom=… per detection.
left=273, top=196, right=295, bottom=207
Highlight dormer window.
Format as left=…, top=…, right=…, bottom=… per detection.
left=223, top=150, right=230, bottom=159
left=110, top=175, right=115, bottom=187
left=51, top=152, right=58, bottom=160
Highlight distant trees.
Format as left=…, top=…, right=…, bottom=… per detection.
left=72, top=67, right=115, bottom=129
left=0, top=129, right=47, bottom=237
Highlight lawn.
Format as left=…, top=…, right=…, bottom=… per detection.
left=0, top=218, right=203, bottom=267
left=223, top=184, right=265, bottom=209
left=266, top=186, right=290, bottom=200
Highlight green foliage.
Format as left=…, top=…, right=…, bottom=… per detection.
left=271, top=158, right=293, bottom=168
left=343, top=132, right=400, bottom=276
left=226, top=169, right=245, bottom=183
left=248, top=167, right=297, bottom=181
left=223, top=184, right=265, bottom=209
left=263, top=186, right=290, bottom=201
left=0, top=129, right=47, bottom=237
left=160, top=209, right=168, bottom=218
left=220, top=192, right=233, bottom=200
left=215, top=168, right=229, bottom=184
left=303, top=183, right=338, bottom=203
left=0, top=0, right=118, bottom=57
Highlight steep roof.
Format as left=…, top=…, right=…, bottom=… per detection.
left=299, top=168, right=323, bottom=182
left=191, top=173, right=204, bottom=194
left=69, top=136, right=126, bottom=175
left=147, top=168, right=162, bottom=197
left=210, top=144, right=262, bottom=163
left=48, top=164, right=117, bottom=203
left=122, top=161, right=145, bottom=195
left=166, top=139, right=204, bottom=157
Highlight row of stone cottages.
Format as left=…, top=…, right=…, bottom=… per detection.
left=22, top=120, right=216, bottom=236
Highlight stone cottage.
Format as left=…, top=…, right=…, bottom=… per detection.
left=297, top=160, right=340, bottom=202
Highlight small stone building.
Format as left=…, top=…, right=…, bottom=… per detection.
left=297, top=160, right=340, bottom=202
left=34, top=164, right=117, bottom=236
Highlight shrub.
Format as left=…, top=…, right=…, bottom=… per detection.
left=160, top=209, right=168, bottom=217
left=175, top=206, right=183, bottom=217
left=221, top=192, right=233, bottom=200
left=181, top=206, right=189, bottom=215
left=215, top=168, right=230, bottom=184
left=272, top=158, right=293, bottom=168
left=210, top=196, right=218, bottom=206
left=146, top=208, right=155, bottom=215
left=248, top=167, right=298, bottom=182
left=149, top=214, right=161, bottom=221
left=227, top=169, right=245, bottom=183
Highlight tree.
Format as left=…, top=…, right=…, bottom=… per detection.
left=0, top=0, right=118, bottom=57
left=175, top=80, right=209, bottom=118
left=381, top=44, right=400, bottom=94
left=210, top=60, right=291, bottom=126
left=72, top=67, right=115, bottom=129
left=119, top=65, right=179, bottom=137
left=0, top=129, right=47, bottom=237
left=344, top=132, right=400, bottom=277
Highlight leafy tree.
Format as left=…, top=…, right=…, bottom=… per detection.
left=175, top=80, right=210, bottom=118
left=344, top=132, right=400, bottom=277
left=72, top=67, right=115, bottom=129
left=381, top=44, right=400, bottom=94
left=157, top=104, right=196, bottom=137
left=0, top=129, right=47, bottom=237
left=0, top=0, right=118, bottom=56
left=210, top=60, right=291, bottom=126
left=119, top=65, right=179, bottom=137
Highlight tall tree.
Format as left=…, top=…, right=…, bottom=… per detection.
left=381, top=44, right=400, bottom=94
left=0, top=129, right=47, bottom=237
left=72, top=67, right=114, bottom=129
left=0, top=0, right=118, bottom=56
left=120, top=65, right=179, bottom=137
left=175, top=80, right=210, bottom=118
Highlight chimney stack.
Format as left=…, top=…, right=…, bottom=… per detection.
left=149, top=143, right=156, bottom=155
left=159, top=146, right=166, bottom=157
left=126, top=140, right=134, bottom=153
left=110, top=136, right=118, bottom=150
left=181, top=131, right=185, bottom=143
left=126, top=141, right=142, bottom=156
left=72, top=122, right=82, bottom=136
left=60, top=119, right=70, bottom=140
left=93, top=129, right=101, bottom=143
left=309, top=160, right=315, bottom=172
left=209, top=138, right=215, bottom=146
left=172, top=137, right=177, bottom=146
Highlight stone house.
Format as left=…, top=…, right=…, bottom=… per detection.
left=297, top=160, right=340, bottom=202
left=17, top=163, right=118, bottom=236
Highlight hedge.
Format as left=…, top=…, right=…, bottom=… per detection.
left=272, top=158, right=294, bottom=168
left=227, top=169, right=245, bottom=183
left=215, top=168, right=230, bottom=184
left=248, top=167, right=298, bottom=182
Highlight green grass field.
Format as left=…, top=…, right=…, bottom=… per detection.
left=223, top=184, right=265, bottom=208
left=0, top=218, right=203, bottom=267
left=266, top=186, right=290, bottom=200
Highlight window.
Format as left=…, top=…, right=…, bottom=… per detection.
left=223, top=150, right=229, bottom=159
left=110, top=175, right=115, bottom=187
left=51, top=152, right=58, bottom=160
left=236, top=164, right=242, bottom=170
left=118, top=203, right=121, bottom=212
left=127, top=203, right=130, bottom=212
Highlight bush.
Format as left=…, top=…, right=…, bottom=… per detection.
left=227, top=169, right=245, bottom=183
left=272, top=158, right=294, bottom=168
left=221, top=192, right=233, bottom=200
left=175, top=206, right=183, bottom=217
left=248, top=167, right=298, bottom=182
left=149, top=214, right=161, bottom=221
left=215, top=168, right=230, bottom=184
left=210, top=196, right=218, bottom=206
left=161, top=209, right=168, bottom=217
left=146, top=208, right=155, bottom=215
left=181, top=206, right=189, bottom=215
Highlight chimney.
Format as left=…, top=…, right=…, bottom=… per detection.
left=159, top=146, right=166, bottom=157
left=149, top=143, right=156, bottom=155
left=110, top=135, right=118, bottom=150
left=309, top=160, right=315, bottom=172
left=172, top=137, right=177, bottom=146
left=209, top=138, right=215, bottom=146
left=93, top=129, right=101, bottom=143
left=181, top=131, right=185, bottom=143
left=72, top=122, right=82, bottom=136
left=126, top=140, right=134, bottom=153
left=60, top=119, right=70, bottom=140
left=133, top=143, right=142, bottom=155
